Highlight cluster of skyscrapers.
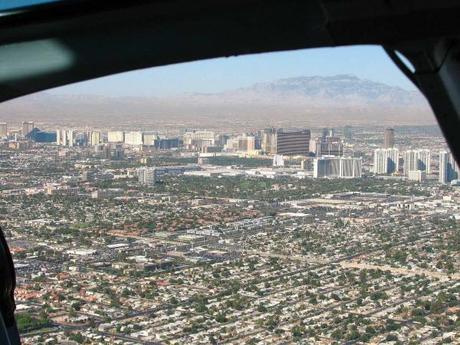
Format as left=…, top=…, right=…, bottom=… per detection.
left=373, top=128, right=458, bottom=184
left=3, top=121, right=458, bottom=184
left=1, top=121, right=35, bottom=139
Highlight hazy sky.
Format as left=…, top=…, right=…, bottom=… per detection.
left=48, top=45, right=415, bottom=97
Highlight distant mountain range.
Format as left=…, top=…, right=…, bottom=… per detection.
left=0, top=75, right=434, bottom=128
left=181, top=74, right=425, bottom=107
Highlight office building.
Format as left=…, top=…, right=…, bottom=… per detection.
left=0, top=123, right=7, bottom=138
left=373, top=148, right=399, bottom=174
left=22, top=121, right=34, bottom=136
left=403, top=149, right=431, bottom=175
left=384, top=128, right=395, bottom=148
left=439, top=151, right=459, bottom=184
left=313, top=156, right=362, bottom=178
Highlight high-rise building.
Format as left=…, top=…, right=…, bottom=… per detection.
left=111, top=143, right=125, bottom=160
left=108, top=131, right=125, bottom=143
left=239, top=135, right=256, bottom=152
left=124, top=131, right=144, bottom=146
left=154, top=137, right=181, bottom=150
left=403, top=150, right=417, bottom=174
left=340, top=157, right=362, bottom=178
left=183, top=130, right=215, bottom=149
left=94, top=144, right=110, bottom=159
left=313, top=156, right=362, bottom=178
left=384, top=128, right=395, bottom=148
left=90, top=131, right=102, bottom=146
left=373, top=148, right=399, bottom=174
left=403, top=149, right=431, bottom=175
left=22, top=121, right=34, bottom=137
left=276, top=129, right=310, bottom=155
left=76, top=132, right=89, bottom=146
left=56, top=129, right=75, bottom=146
left=261, top=128, right=277, bottom=154
left=224, top=137, right=238, bottom=152
left=138, top=166, right=199, bottom=186
left=312, top=136, right=343, bottom=156
left=143, top=133, right=156, bottom=146
left=137, top=167, right=155, bottom=186
left=68, top=130, right=75, bottom=147
left=344, top=126, right=352, bottom=140
left=0, top=123, right=7, bottom=138
left=56, top=129, right=63, bottom=145
left=216, top=134, right=230, bottom=147
left=262, top=128, right=310, bottom=155
left=227, top=134, right=255, bottom=152
left=416, top=149, right=431, bottom=173
left=439, top=151, right=459, bottom=184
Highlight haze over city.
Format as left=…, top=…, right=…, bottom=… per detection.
left=0, top=46, right=434, bottom=129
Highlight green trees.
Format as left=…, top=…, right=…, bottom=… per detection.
left=16, top=312, right=51, bottom=332
left=291, top=324, right=306, bottom=339
left=215, top=312, right=227, bottom=323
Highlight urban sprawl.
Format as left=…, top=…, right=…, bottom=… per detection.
left=1, top=121, right=459, bottom=344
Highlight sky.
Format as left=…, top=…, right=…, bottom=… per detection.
left=47, top=45, right=416, bottom=97
left=0, top=0, right=60, bottom=10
